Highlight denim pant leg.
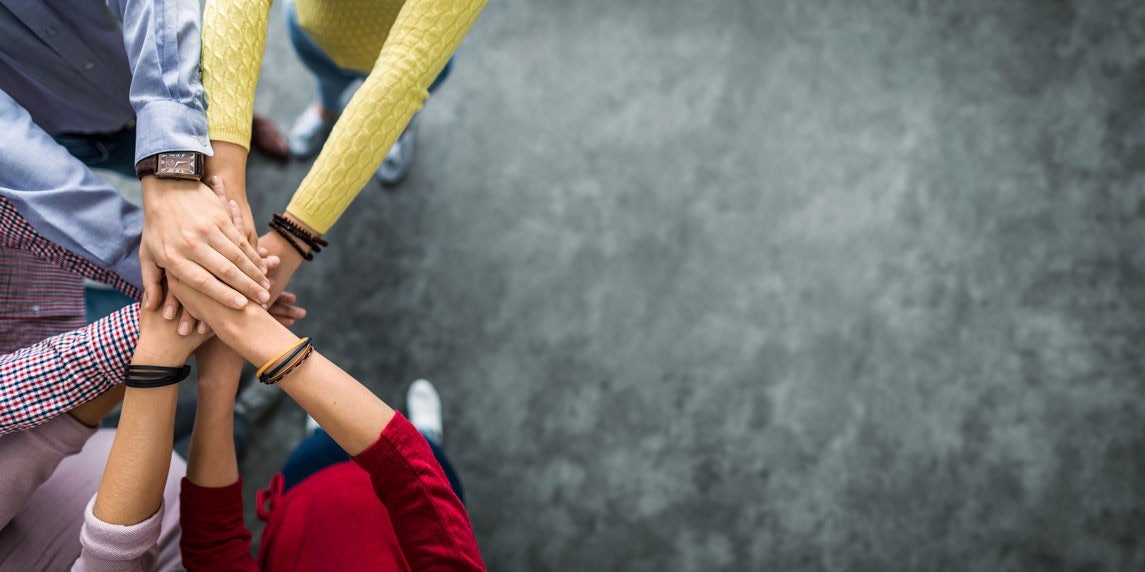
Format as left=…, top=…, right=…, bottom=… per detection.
left=281, top=428, right=465, bottom=503
left=285, top=0, right=364, bottom=112
left=53, top=126, right=138, bottom=179
left=284, top=0, right=454, bottom=112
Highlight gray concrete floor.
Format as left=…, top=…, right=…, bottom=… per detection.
left=232, top=1, right=1145, bottom=570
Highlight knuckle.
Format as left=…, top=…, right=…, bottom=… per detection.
left=218, top=264, right=237, bottom=279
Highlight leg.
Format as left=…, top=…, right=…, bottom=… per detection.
left=280, top=428, right=351, bottom=491
left=284, top=0, right=361, bottom=113
left=424, top=436, right=465, bottom=503
left=374, top=58, right=454, bottom=186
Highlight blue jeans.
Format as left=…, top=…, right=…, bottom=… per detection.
left=285, top=0, right=453, bottom=112
left=53, top=125, right=138, bottom=179
left=281, top=428, right=465, bottom=503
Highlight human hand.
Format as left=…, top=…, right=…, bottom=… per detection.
left=269, top=291, right=307, bottom=328
left=136, top=292, right=212, bottom=366
left=139, top=177, right=270, bottom=320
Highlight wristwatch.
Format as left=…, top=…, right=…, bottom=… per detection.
left=135, top=151, right=205, bottom=181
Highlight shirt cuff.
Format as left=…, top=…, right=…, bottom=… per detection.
left=80, top=494, right=164, bottom=562
left=179, top=476, right=244, bottom=518
left=133, top=100, right=213, bottom=165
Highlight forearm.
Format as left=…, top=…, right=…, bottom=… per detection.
left=213, top=306, right=394, bottom=455
left=187, top=391, right=238, bottom=488
left=0, top=304, right=139, bottom=436
left=285, top=0, right=487, bottom=234
left=202, top=0, right=273, bottom=149
left=0, top=415, right=97, bottom=530
left=92, top=343, right=183, bottom=525
left=109, top=0, right=211, bottom=163
left=0, top=93, right=144, bottom=287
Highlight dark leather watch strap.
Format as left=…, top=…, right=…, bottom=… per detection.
left=135, top=152, right=204, bottom=181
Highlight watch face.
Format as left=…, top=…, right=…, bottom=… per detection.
left=157, top=152, right=198, bottom=177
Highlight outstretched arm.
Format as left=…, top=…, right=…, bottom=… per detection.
left=171, top=280, right=485, bottom=571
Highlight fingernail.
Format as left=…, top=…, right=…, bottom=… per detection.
left=178, top=322, right=191, bottom=335
left=234, top=295, right=247, bottom=308
left=261, top=279, right=270, bottom=289
left=212, top=176, right=221, bottom=185
left=260, top=265, right=268, bottom=274
left=163, top=306, right=175, bottom=320
left=198, top=322, right=208, bottom=334
left=258, top=290, right=270, bottom=303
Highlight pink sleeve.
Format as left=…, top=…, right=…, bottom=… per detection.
left=71, top=495, right=161, bottom=572
left=352, top=412, right=486, bottom=572
left=0, top=304, right=139, bottom=436
left=0, top=413, right=95, bottom=529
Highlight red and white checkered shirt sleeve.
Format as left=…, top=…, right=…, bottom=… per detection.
left=0, top=196, right=143, bottom=435
left=0, top=304, right=139, bottom=436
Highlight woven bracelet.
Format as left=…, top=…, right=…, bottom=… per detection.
left=124, top=364, right=191, bottom=389
left=264, top=344, right=314, bottom=385
left=258, top=337, right=314, bottom=385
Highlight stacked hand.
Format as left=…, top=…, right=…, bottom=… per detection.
left=139, top=176, right=269, bottom=334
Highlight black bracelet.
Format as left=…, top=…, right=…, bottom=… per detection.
left=124, top=364, right=191, bottom=389
left=269, top=219, right=314, bottom=261
left=272, top=214, right=328, bottom=251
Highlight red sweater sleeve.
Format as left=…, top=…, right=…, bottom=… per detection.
left=178, top=477, right=258, bottom=572
left=353, top=412, right=486, bottom=572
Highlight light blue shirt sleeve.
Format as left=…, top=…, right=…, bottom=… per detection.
left=109, top=0, right=213, bottom=164
left=0, top=91, right=144, bottom=289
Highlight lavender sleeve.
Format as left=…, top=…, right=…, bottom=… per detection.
left=72, top=496, right=162, bottom=572
left=0, top=414, right=96, bottom=530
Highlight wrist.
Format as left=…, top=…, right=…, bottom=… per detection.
left=266, top=225, right=310, bottom=261
left=282, top=211, right=320, bottom=238
left=132, top=336, right=191, bottom=367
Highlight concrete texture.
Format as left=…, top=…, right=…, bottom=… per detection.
left=235, top=1, right=1145, bottom=570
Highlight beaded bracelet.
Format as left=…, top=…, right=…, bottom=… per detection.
left=268, top=219, right=313, bottom=261
left=268, top=214, right=328, bottom=262
left=124, top=364, right=191, bottom=389
left=257, top=337, right=314, bottom=385
left=272, top=214, right=328, bottom=251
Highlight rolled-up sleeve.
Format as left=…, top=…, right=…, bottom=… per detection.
left=108, top=0, right=212, bottom=163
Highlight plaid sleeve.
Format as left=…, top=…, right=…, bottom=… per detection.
left=0, top=304, right=139, bottom=436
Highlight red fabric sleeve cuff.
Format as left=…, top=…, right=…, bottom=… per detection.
left=180, top=477, right=244, bottom=522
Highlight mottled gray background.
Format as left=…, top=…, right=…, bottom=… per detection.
left=207, top=0, right=1145, bottom=570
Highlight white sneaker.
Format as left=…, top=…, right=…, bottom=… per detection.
left=375, top=121, right=417, bottom=186
left=288, top=104, right=338, bottom=159
left=406, top=379, right=442, bottom=444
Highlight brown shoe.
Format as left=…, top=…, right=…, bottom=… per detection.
left=251, top=114, right=290, bottom=161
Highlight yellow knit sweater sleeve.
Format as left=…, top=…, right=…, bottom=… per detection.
left=201, top=0, right=273, bottom=149
left=285, top=0, right=488, bottom=234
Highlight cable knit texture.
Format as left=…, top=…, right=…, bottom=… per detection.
left=202, top=0, right=488, bottom=234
